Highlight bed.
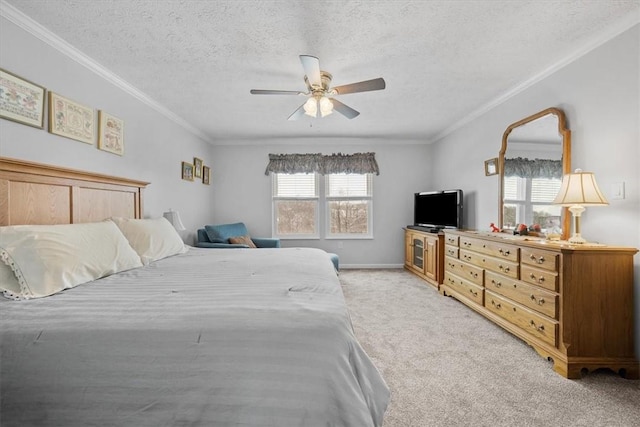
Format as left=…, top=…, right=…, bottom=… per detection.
left=0, top=157, right=389, bottom=427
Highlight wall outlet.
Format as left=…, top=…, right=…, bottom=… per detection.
left=611, top=182, right=625, bottom=200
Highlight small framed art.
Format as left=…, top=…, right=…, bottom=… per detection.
left=484, top=158, right=498, bottom=176
left=182, top=161, right=194, bottom=181
left=48, top=92, right=94, bottom=144
left=202, top=165, right=210, bottom=185
left=98, top=110, right=124, bottom=155
left=0, top=68, right=46, bottom=129
left=193, top=157, right=203, bottom=178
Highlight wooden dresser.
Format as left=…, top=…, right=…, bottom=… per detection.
left=441, top=229, right=638, bottom=379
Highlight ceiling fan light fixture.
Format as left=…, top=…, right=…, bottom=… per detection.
left=319, top=96, right=333, bottom=117
left=303, top=97, right=317, bottom=117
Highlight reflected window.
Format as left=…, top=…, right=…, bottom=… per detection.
left=503, top=176, right=562, bottom=232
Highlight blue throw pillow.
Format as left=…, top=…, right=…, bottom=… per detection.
left=204, top=223, right=248, bottom=243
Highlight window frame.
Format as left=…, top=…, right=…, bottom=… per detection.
left=324, top=173, right=373, bottom=239
left=271, top=172, right=373, bottom=240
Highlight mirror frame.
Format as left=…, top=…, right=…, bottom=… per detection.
left=498, top=107, right=571, bottom=240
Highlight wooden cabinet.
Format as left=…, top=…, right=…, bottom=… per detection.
left=441, top=229, right=639, bottom=379
left=404, top=228, right=444, bottom=289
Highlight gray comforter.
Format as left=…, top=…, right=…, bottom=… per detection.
left=0, top=247, right=389, bottom=426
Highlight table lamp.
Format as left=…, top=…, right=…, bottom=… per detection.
left=552, top=169, right=608, bottom=244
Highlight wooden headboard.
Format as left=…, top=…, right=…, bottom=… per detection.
left=0, top=157, right=149, bottom=226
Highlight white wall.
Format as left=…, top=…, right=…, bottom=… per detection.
left=0, top=17, right=214, bottom=243
left=210, top=141, right=432, bottom=267
left=430, top=24, right=640, bottom=356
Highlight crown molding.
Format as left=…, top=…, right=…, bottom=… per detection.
left=0, top=0, right=212, bottom=144
left=430, top=13, right=640, bottom=144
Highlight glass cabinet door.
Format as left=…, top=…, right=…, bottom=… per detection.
left=412, top=237, right=424, bottom=269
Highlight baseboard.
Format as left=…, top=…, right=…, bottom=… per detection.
left=341, top=264, right=404, bottom=270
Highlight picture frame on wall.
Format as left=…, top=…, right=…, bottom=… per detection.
left=98, top=110, right=124, bottom=156
left=193, top=157, right=203, bottom=178
left=182, top=161, right=194, bottom=181
left=484, top=158, right=499, bottom=176
left=48, top=92, right=95, bottom=144
left=202, top=165, right=210, bottom=185
left=0, top=68, right=46, bottom=129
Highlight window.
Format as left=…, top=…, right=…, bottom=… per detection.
left=326, top=173, right=372, bottom=237
left=273, top=173, right=319, bottom=238
left=272, top=173, right=373, bottom=239
left=503, top=176, right=562, bottom=231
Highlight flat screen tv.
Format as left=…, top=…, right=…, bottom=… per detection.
left=413, top=189, right=463, bottom=231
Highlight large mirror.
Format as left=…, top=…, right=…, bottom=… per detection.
left=498, top=108, right=571, bottom=239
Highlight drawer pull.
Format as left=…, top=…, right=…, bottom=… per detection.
left=499, top=265, right=510, bottom=273
left=529, top=295, right=546, bottom=305
left=530, top=320, right=545, bottom=332
left=463, top=254, right=472, bottom=261
left=529, top=254, right=545, bottom=264
left=529, top=273, right=545, bottom=283
left=469, top=271, right=478, bottom=278
left=491, top=279, right=502, bottom=288
left=469, top=289, right=478, bottom=297
left=499, top=248, right=510, bottom=256
left=491, top=300, right=501, bottom=309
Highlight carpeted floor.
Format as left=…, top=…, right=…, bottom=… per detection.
left=339, top=269, right=640, bottom=427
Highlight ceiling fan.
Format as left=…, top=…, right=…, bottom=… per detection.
left=250, top=55, right=386, bottom=120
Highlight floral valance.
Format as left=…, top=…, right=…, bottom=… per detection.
left=504, top=157, right=563, bottom=179
left=265, top=152, right=380, bottom=175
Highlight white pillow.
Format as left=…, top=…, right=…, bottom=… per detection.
left=110, top=217, right=187, bottom=265
left=0, top=261, right=21, bottom=298
left=0, top=221, right=143, bottom=300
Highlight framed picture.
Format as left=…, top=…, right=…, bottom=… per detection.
left=193, top=157, right=203, bottom=178
left=202, top=165, right=210, bottom=185
left=0, top=68, right=46, bottom=128
left=48, top=92, right=94, bottom=144
left=182, top=161, right=194, bottom=181
left=485, top=158, right=499, bottom=176
left=98, top=110, right=124, bottom=155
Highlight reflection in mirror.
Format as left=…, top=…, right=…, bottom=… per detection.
left=499, top=108, right=571, bottom=239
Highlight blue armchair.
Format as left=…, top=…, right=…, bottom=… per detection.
left=196, top=222, right=281, bottom=249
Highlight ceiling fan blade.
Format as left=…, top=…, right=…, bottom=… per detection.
left=332, top=77, right=386, bottom=95
left=250, top=89, right=305, bottom=95
left=330, top=98, right=360, bottom=119
left=287, top=103, right=307, bottom=121
left=300, top=55, right=321, bottom=88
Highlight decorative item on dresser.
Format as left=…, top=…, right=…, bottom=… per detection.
left=441, top=229, right=638, bottom=379
left=404, top=227, right=444, bottom=289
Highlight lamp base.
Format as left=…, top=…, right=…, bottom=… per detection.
left=568, top=234, right=587, bottom=244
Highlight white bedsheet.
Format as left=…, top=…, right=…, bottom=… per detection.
left=0, top=247, right=389, bottom=427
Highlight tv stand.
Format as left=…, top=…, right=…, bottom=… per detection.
left=404, top=227, right=444, bottom=290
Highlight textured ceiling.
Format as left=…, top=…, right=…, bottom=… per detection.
left=3, top=0, right=639, bottom=145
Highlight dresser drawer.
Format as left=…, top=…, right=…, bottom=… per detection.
left=485, top=270, right=558, bottom=319
left=444, top=234, right=459, bottom=246
left=443, top=272, right=484, bottom=306
left=485, top=291, right=558, bottom=347
left=460, top=249, right=519, bottom=279
left=521, top=265, right=559, bottom=292
left=459, top=236, right=519, bottom=262
left=445, top=257, right=483, bottom=286
left=445, top=244, right=459, bottom=258
left=521, top=247, right=559, bottom=272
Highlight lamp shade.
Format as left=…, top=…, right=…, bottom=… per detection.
left=303, top=97, right=317, bottom=117
left=552, top=169, right=609, bottom=206
left=163, top=209, right=186, bottom=231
